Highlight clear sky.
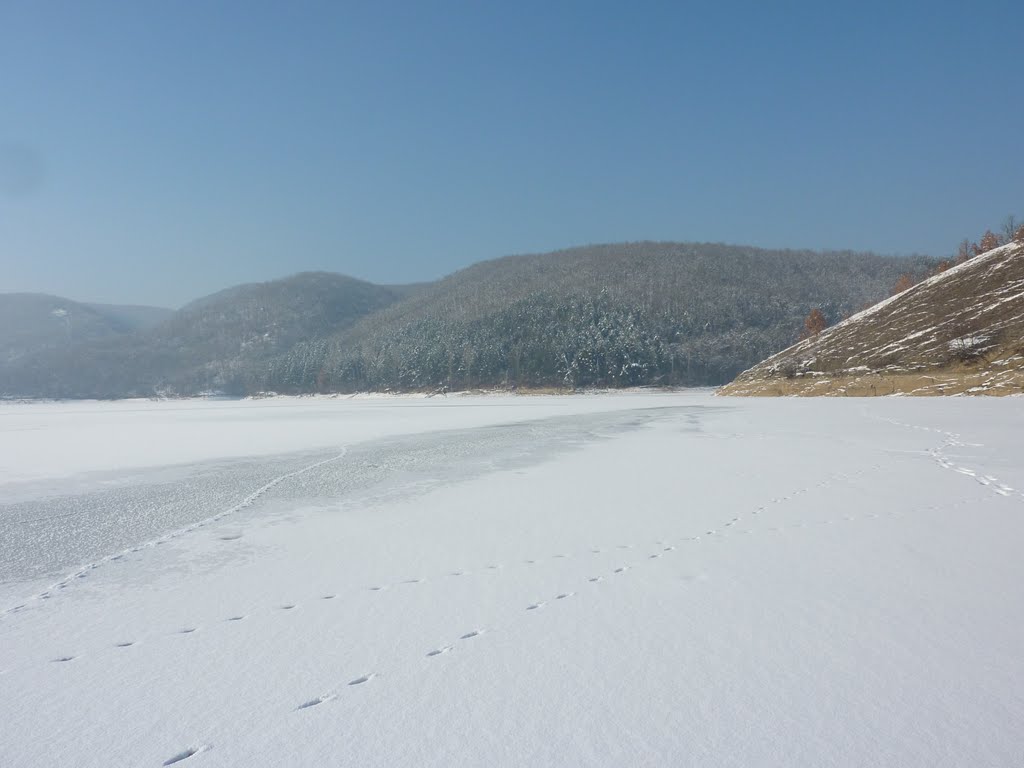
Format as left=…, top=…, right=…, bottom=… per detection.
left=2, top=1, right=1021, bottom=308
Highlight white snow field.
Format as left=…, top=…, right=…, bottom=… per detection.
left=1, top=393, right=1023, bottom=767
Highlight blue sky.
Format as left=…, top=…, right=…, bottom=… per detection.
left=1, top=1, right=1021, bottom=307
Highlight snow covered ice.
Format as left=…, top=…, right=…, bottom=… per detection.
left=1, top=393, right=1023, bottom=767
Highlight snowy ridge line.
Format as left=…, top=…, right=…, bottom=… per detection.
left=871, top=413, right=1021, bottom=502
left=837, top=241, right=1021, bottom=329
left=1, top=448, right=350, bottom=619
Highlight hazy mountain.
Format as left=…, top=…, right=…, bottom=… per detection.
left=0, top=273, right=412, bottom=398
left=253, top=242, right=937, bottom=394
left=720, top=240, right=1024, bottom=396
left=83, top=303, right=173, bottom=331
left=1, top=245, right=940, bottom=399
left=0, top=293, right=171, bottom=364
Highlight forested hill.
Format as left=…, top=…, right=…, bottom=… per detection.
left=253, top=242, right=935, bottom=394
left=0, top=243, right=936, bottom=399
left=0, top=273, right=412, bottom=398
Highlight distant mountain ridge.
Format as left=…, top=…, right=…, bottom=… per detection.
left=0, top=274, right=412, bottom=398
left=0, top=293, right=172, bottom=365
left=0, top=243, right=937, bottom=398
left=719, top=240, right=1024, bottom=396
left=82, top=303, right=173, bottom=332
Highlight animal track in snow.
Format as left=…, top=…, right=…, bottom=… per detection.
left=460, top=630, right=484, bottom=640
left=556, top=592, right=574, bottom=600
left=218, top=534, right=242, bottom=541
left=526, top=602, right=546, bottom=610
left=891, top=417, right=1024, bottom=503
left=115, top=641, right=134, bottom=648
left=163, top=745, right=210, bottom=765
left=348, top=674, right=375, bottom=686
left=62, top=460, right=905, bottom=677
left=297, top=694, right=335, bottom=710
left=3, top=450, right=351, bottom=619
left=427, top=646, right=453, bottom=657
left=51, top=656, right=75, bottom=663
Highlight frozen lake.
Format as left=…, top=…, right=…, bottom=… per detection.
left=1, top=393, right=1022, bottom=767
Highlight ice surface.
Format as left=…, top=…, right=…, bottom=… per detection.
left=1, top=393, right=1023, bottom=767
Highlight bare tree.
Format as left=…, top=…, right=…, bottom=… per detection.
left=1002, top=215, right=1019, bottom=245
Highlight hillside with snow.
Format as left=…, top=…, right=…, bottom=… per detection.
left=720, top=240, right=1024, bottom=396
left=1, top=244, right=935, bottom=398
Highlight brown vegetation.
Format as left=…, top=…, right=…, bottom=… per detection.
left=890, top=273, right=916, bottom=295
left=720, top=239, right=1024, bottom=397
left=800, top=308, right=828, bottom=340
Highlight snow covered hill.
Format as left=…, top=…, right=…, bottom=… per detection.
left=1, top=394, right=1023, bottom=766
left=720, top=240, right=1024, bottom=396
left=2, top=243, right=937, bottom=398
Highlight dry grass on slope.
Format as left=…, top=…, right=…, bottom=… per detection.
left=720, top=241, right=1024, bottom=397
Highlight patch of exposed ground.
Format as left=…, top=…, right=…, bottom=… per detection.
left=720, top=242, right=1024, bottom=397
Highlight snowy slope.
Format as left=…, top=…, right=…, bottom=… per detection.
left=1, top=394, right=1023, bottom=767
left=721, top=241, right=1024, bottom=396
